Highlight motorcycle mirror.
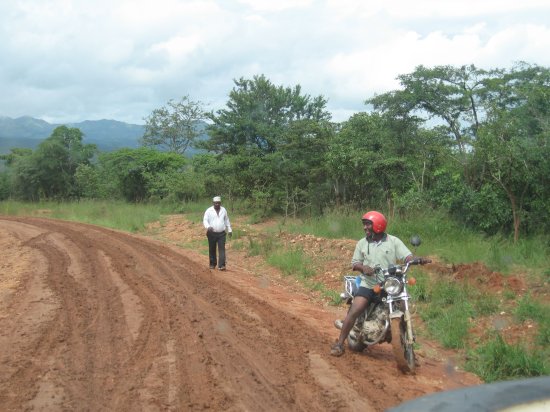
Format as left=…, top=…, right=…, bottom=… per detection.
left=410, top=235, right=421, bottom=247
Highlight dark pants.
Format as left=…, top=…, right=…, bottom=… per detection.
left=207, top=231, right=226, bottom=268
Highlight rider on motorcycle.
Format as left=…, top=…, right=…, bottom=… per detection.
left=330, top=211, right=414, bottom=356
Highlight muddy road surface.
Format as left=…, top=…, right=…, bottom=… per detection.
left=0, top=217, right=480, bottom=411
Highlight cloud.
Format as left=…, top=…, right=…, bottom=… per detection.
left=0, top=0, right=548, bottom=124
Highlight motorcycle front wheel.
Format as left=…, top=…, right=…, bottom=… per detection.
left=391, top=317, right=416, bottom=373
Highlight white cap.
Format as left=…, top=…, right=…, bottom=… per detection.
left=212, top=196, right=221, bottom=202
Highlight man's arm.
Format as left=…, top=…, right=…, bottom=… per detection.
left=224, top=208, right=232, bottom=233
left=351, top=241, right=374, bottom=275
left=352, top=262, right=375, bottom=275
left=203, top=209, right=212, bottom=230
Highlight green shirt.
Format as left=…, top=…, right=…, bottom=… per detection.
left=351, top=234, right=412, bottom=288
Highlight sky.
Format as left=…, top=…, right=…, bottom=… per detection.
left=1, top=0, right=549, bottom=125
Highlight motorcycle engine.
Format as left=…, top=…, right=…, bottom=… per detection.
left=360, top=304, right=388, bottom=343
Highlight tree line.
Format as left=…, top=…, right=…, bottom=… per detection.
left=1, top=63, right=548, bottom=241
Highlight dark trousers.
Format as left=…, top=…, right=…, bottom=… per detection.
left=207, top=231, right=226, bottom=268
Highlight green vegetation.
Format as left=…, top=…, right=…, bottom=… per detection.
left=514, top=295, right=550, bottom=347
left=466, top=334, right=549, bottom=382
left=0, top=199, right=178, bottom=232
left=420, top=281, right=473, bottom=349
left=267, top=246, right=315, bottom=278
left=243, top=233, right=337, bottom=301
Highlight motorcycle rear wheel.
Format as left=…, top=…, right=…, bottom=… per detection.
left=391, top=317, right=416, bottom=374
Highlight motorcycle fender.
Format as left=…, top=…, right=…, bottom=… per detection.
left=390, top=310, right=404, bottom=319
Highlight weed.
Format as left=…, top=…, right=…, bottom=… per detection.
left=513, top=294, right=550, bottom=349
left=537, top=319, right=550, bottom=347
left=514, top=294, right=544, bottom=323
left=502, top=289, right=516, bottom=300
left=472, top=291, right=500, bottom=317
left=427, top=304, right=471, bottom=349
left=247, top=235, right=278, bottom=257
left=266, top=246, right=314, bottom=278
left=409, top=271, right=429, bottom=302
left=466, top=333, right=549, bottom=382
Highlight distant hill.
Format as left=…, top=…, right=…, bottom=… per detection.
left=0, top=116, right=208, bottom=154
left=0, top=116, right=144, bottom=153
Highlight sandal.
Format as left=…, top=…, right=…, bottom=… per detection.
left=330, top=342, right=345, bottom=357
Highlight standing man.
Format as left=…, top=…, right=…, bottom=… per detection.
left=203, top=196, right=232, bottom=271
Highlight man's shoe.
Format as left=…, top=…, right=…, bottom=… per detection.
left=218, top=266, right=226, bottom=271
left=209, top=265, right=215, bottom=269
left=330, top=342, right=345, bottom=357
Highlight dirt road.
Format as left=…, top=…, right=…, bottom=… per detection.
left=0, top=216, right=480, bottom=411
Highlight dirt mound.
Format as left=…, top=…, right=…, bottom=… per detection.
left=450, top=262, right=525, bottom=292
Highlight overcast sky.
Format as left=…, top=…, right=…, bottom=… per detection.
left=1, top=0, right=549, bottom=125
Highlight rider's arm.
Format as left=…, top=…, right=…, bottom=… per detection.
left=352, top=263, right=375, bottom=276
left=351, top=239, right=375, bottom=275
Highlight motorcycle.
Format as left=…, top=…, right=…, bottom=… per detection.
left=334, top=237, right=430, bottom=373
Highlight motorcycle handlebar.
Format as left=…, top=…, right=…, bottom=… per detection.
left=374, top=258, right=431, bottom=275
left=407, top=257, right=432, bottom=267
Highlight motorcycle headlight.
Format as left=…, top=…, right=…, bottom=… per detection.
left=384, top=277, right=403, bottom=295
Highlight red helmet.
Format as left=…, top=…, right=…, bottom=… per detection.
left=361, top=211, right=387, bottom=234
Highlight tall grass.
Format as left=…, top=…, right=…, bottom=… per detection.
left=514, top=294, right=550, bottom=347
left=0, top=199, right=178, bottom=232
left=283, top=212, right=362, bottom=239
left=466, top=334, right=549, bottom=382
left=419, top=280, right=474, bottom=349
left=0, top=198, right=246, bottom=232
left=267, top=247, right=315, bottom=278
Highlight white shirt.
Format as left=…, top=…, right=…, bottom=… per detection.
left=203, top=206, right=232, bottom=233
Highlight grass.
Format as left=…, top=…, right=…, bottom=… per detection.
left=465, top=333, right=549, bottom=382
left=238, top=230, right=342, bottom=302
left=266, top=246, right=315, bottom=278
left=408, top=263, right=549, bottom=380
left=418, top=280, right=474, bottom=349
left=514, top=294, right=550, bottom=347
left=0, top=199, right=177, bottom=232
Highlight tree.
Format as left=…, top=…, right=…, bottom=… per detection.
left=202, top=74, right=331, bottom=155
left=98, top=148, right=187, bottom=202
left=141, top=95, right=206, bottom=155
left=198, top=74, right=333, bottom=214
left=369, top=65, right=492, bottom=156
left=8, top=126, right=96, bottom=200
left=325, top=111, right=446, bottom=212
left=473, top=63, right=550, bottom=240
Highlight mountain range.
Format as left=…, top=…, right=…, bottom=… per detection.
left=0, top=116, right=146, bottom=154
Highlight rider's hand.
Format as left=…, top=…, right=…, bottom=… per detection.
left=362, top=265, right=374, bottom=276
left=207, top=227, right=213, bottom=232
left=228, top=232, right=232, bottom=239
